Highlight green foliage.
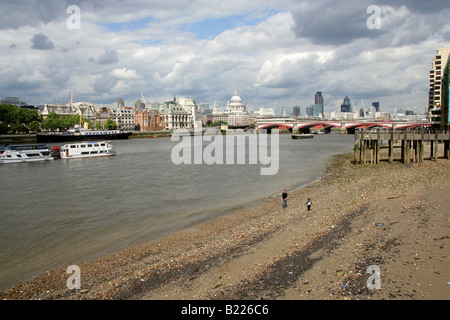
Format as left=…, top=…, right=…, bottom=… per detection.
left=209, top=120, right=228, bottom=127
left=104, top=118, right=118, bottom=130
left=0, top=104, right=41, bottom=133
left=42, top=113, right=91, bottom=131
left=95, top=122, right=103, bottom=130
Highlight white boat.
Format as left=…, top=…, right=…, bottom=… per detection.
left=0, top=144, right=55, bottom=163
left=60, top=141, right=116, bottom=159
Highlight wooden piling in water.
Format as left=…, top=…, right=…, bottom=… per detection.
left=354, top=128, right=449, bottom=164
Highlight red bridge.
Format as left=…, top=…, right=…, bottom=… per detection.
left=255, top=120, right=429, bottom=134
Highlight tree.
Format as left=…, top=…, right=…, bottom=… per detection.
left=42, top=113, right=91, bottom=131
left=209, top=120, right=228, bottom=127
left=29, top=120, right=41, bottom=133
left=104, top=119, right=117, bottom=130
left=0, top=104, right=41, bottom=133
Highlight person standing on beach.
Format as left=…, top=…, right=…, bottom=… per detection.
left=306, top=198, right=312, bottom=211
left=282, top=190, right=288, bottom=209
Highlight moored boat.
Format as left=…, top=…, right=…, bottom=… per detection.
left=291, top=134, right=314, bottom=139
left=60, top=141, right=116, bottom=159
left=36, top=125, right=132, bottom=143
left=0, top=144, right=55, bottom=163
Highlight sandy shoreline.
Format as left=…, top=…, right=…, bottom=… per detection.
left=1, top=149, right=449, bottom=300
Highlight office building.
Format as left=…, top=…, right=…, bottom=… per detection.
left=372, top=102, right=380, bottom=112
left=440, top=55, right=450, bottom=130
left=429, top=46, right=450, bottom=129
left=315, top=91, right=324, bottom=117
left=341, top=96, right=352, bottom=113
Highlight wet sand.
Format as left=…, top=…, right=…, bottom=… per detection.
left=1, top=149, right=449, bottom=300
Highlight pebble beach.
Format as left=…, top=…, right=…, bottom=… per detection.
left=1, top=147, right=449, bottom=300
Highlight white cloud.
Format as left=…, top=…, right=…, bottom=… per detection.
left=110, top=68, right=141, bottom=80
left=0, top=0, right=449, bottom=113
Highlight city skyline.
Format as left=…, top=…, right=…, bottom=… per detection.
left=1, top=1, right=450, bottom=114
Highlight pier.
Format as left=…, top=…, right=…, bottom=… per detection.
left=354, top=128, right=450, bottom=164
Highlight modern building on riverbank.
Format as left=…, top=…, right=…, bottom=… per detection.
left=429, top=46, right=450, bottom=129
left=1, top=97, right=27, bottom=107
left=441, top=55, right=450, bottom=130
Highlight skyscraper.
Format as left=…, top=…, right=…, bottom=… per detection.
left=315, top=91, right=324, bottom=117
left=372, top=102, right=380, bottom=112
left=341, top=96, right=352, bottom=113
left=440, top=56, right=450, bottom=130
left=429, top=47, right=450, bottom=129
left=293, top=106, right=300, bottom=117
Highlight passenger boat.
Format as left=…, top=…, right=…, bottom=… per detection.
left=291, top=134, right=314, bottom=139
left=60, top=141, right=116, bottom=159
left=36, top=124, right=132, bottom=143
left=0, top=144, right=55, bottom=163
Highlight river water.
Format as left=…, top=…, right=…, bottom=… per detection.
left=0, top=133, right=354, bottom=289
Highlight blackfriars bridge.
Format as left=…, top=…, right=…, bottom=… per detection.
left=254, top=119, right=429, bottom=134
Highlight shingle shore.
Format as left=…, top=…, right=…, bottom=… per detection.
left=1, top=151, right=448, bottom=300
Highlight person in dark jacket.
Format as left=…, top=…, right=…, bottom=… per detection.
left=282, top=190, right=288, bottom=209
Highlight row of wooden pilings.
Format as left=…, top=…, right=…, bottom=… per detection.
left=354, top=129, right=450, bottom=164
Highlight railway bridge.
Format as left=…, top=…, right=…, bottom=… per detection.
left=255, top=120, right=429, bottom=134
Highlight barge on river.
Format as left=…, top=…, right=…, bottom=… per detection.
left=60, top=141, right=115, bottom=159
left=291, top=134, right=314, bottom=139
left=36, top=125, right=131, bottom=143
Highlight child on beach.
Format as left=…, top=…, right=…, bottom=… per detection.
left=306, top=198, right=312, bottom=211
left=282, top=190, right=288, bottom=209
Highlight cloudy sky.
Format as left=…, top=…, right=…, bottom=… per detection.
left=1, top=0, right=449, bottom=114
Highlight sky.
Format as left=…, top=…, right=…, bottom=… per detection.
left=1, top=0, right=450, bottom=115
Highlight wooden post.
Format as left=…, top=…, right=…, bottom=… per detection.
left=389, top=128, right=393, bottom=163
left=434, top=133, right=438, bottom=161
left=376, top=131, right=381, bottom=164
left=406, top=140, right=411, bottom=164
left=444, top=140, right=449, bottom=159
left=413, top=140, right=417, bottom=163
left=431, top=140, right=434, bottom=159
left=401, top=140, right=405, bottom=164
left=375, top=140, right=379, bottom=164
left=359, top=131, right=364, bottom=164
left=420, top=140, right=424, bottom=163
left=362, top=138, right=366, bottom=164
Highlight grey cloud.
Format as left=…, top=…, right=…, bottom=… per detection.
left=387, top=0, right=448, bottom=14
left=30, top=33, right=55, bottom=50
left=97, top=49, right=118, bottom=65
left=93, top=74, right=118, bottom=93
left=290, top=0, right=450, bottom=46
left=290, top=0, right=381, bottom=45
left=0, top=0, right=86, bottom=29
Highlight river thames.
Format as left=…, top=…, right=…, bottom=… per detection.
left=0, top=133, right=353, bottom=289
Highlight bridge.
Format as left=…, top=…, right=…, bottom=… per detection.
left=255, top=119, right=429, bottom=134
